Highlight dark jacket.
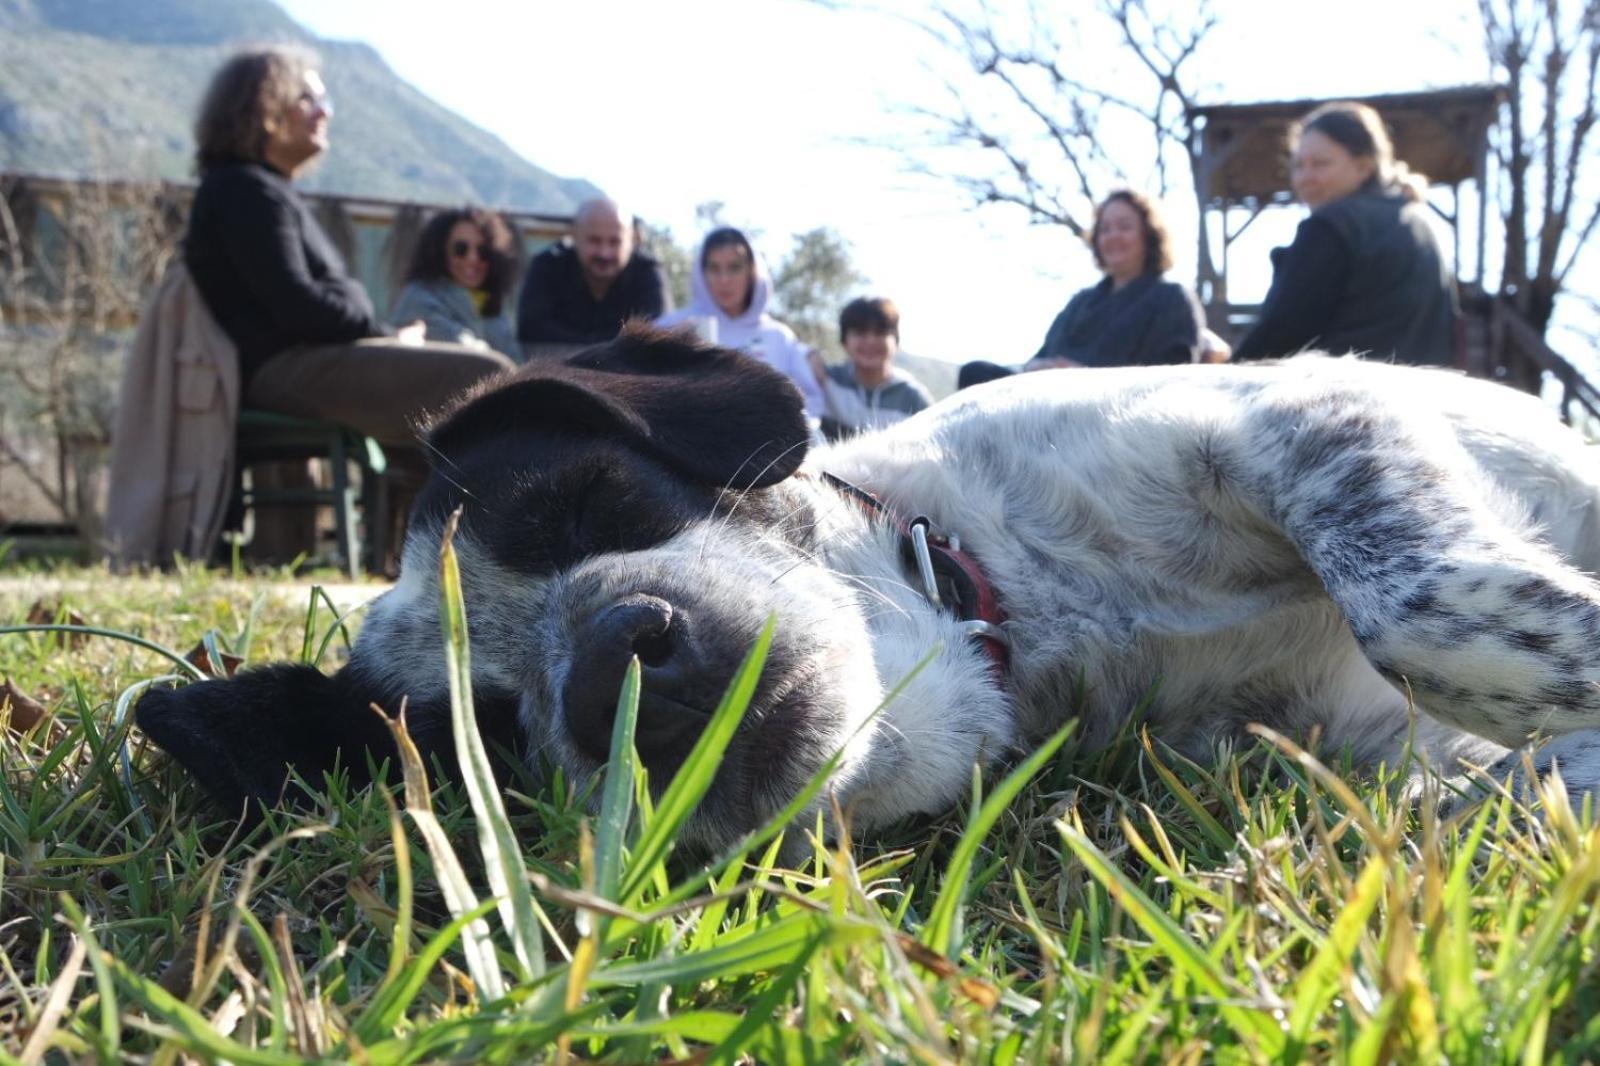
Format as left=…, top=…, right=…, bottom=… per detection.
left=1033, top=273, right=1203, bottom=367
left=516, top=241, right=670, bottom=345
left=184, top=160, right=384, bottom=383
left=1234, top=190, right=1458, bottom=366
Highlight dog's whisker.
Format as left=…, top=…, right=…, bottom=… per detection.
left=410, top=437, right=480, bottom=504
left=414, top=432, right=465, bottom=473
left=702, top=439, right=811, bottom=557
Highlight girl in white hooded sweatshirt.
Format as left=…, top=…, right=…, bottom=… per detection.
left=657, top=227, right=826, bottom=422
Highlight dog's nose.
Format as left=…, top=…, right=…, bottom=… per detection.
left=563, top=594, right=711, bottom=767
left=599, top=594, right=677, bottom=669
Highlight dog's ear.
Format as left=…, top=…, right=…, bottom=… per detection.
left=135, top=665, right=426, bottom=818
left=429, top=325, right=811, bottom=489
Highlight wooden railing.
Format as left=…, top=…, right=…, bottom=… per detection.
left=1483, top=298, right=1600, bottom=427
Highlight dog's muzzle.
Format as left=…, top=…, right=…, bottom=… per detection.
left=561, top=593, right=715, bottom=768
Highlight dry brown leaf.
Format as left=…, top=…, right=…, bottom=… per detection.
left=893, top=931, right=1000, bottom=1009
left=182, top=640, right=244, bottom=679
left=25, top=599, right=88, bottom=649
left=2, top=676, right=49, bottom=734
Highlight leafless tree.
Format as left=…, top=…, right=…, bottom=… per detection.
left=877, top=0, right=1597, bottom=377
left=0, top=176, right=182, bottom=549
left=1480, top=0, right=1600, bottom=339
left=893, top=0, right=1218, bottom=237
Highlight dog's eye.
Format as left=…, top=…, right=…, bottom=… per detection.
left=570, top=472, right=621, bottom=551
left=571, top=475, right=600, bottom=546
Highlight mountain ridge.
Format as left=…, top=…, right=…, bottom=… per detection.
left=0, top=0, right=599, bottom=214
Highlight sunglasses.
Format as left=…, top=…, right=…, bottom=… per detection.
left=449, top=240, right=487, bottom=260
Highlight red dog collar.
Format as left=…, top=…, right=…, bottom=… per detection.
left=817, top=471, right=1011, bottom=681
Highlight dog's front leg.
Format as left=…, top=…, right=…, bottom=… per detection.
left=1246, top=392, right=1600, bottom=752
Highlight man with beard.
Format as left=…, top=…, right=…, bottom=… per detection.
left=515, top=197, right=672, bottom=351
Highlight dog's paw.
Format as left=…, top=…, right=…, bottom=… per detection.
left=1439, top=731, right=1600, bottom=827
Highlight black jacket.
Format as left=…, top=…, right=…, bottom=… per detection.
left=1033, top=274, right=1203, bottom=367
left=184, top=160, right=383, bottom=383
left=1234, top=190, right=1458, bottom=366
left=515, top=241, right=670, bottom=345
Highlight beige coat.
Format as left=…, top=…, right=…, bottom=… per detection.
left=104, top=260, right=240, bottom=567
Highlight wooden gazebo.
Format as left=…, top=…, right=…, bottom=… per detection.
left=1186, top=85, right=1503, bottom=339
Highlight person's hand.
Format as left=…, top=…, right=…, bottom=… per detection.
left=1024, top=356, right=1083, bottom=372
left=807, top=348, right=828, bottom=387
left=396, top=320, right=426, bottom=346
left=1199, top=328, right=1232, bottom=364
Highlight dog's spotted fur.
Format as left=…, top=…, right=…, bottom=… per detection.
left=138, top=333, right=1600, bottom=848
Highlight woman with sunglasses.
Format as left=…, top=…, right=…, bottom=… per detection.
left=184, top=46, right=513, bottom=447
left=392, top=208, right=522, bottom=360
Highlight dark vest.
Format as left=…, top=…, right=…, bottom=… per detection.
left=1313, top=191, right=1457, bottom=367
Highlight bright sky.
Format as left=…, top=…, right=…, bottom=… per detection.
left=275, top=0, right=1568, bottom=366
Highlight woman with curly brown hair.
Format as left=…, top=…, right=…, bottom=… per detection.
left=391, top=207, right=522, bottom=359
left=959, top=190, right=1206, bottom=388
left=1027, top=189, right=1205, bottom=369
left=183, top=46, right=512, bottom=446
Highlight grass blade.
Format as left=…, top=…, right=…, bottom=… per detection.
left=1057, top=819, right=1287, bottom=1055
left=17, top=929, right=86, bottom=1064
left=437, top=510, right=544, bottom=981
left=590, top=910, right=871, bottom=989
left=376, top=788, right=415, bottom=990
left=237, top=909, right=291, bottom=1052
left=350, top=897, right=500, bottom=1047
left=0, top=624, right=206, bottom=681
left=592, top=657, right=642, bottom=928
left=629, top=646, right=930, bottom=921
left=1284, top=853, right=1386, bottom=1052
left=107, top=954, right=303, bottom=1066
left=618, top=617, right=775, bottom=904
left=1140, top=730, right=1233, bottom=849
left=378, top=706, right=506, bottom=1002
left=704, top=936, right=819, bottom=1066
left=922, top=719, right=1075, bottom=958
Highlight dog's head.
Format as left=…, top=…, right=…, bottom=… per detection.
left=137, top=327, right=909, bottom=846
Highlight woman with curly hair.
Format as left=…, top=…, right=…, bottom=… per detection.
left=959, top=190, right=1206, bottom=388
left=392, top=207, right=522, bottom=359
left=183, top=46, right=512, bottom=446
left=1028, top=189, right=1204, bottom=368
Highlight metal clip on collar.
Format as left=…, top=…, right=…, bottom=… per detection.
left=910, top=516, right=1010, bottom=651
left=908, top=517, right=941, bottom=607
left=958, top=618, right=1010, bottom=648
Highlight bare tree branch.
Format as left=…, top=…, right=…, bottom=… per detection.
left=874, top=0, right=1214, bottom=237
left=0, top=170, right=175, bottom=541
left=1555, top=185, right=1600, bottom=284
left=1481, top=0, right=1598, bottom=332
left=1552, top=2, right=1600, bottom=281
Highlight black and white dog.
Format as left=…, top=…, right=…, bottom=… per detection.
left=138, top=330, right=1600, bottom=849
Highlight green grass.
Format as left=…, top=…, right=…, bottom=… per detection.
left=4, top=556, right=1600, bottom=1063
